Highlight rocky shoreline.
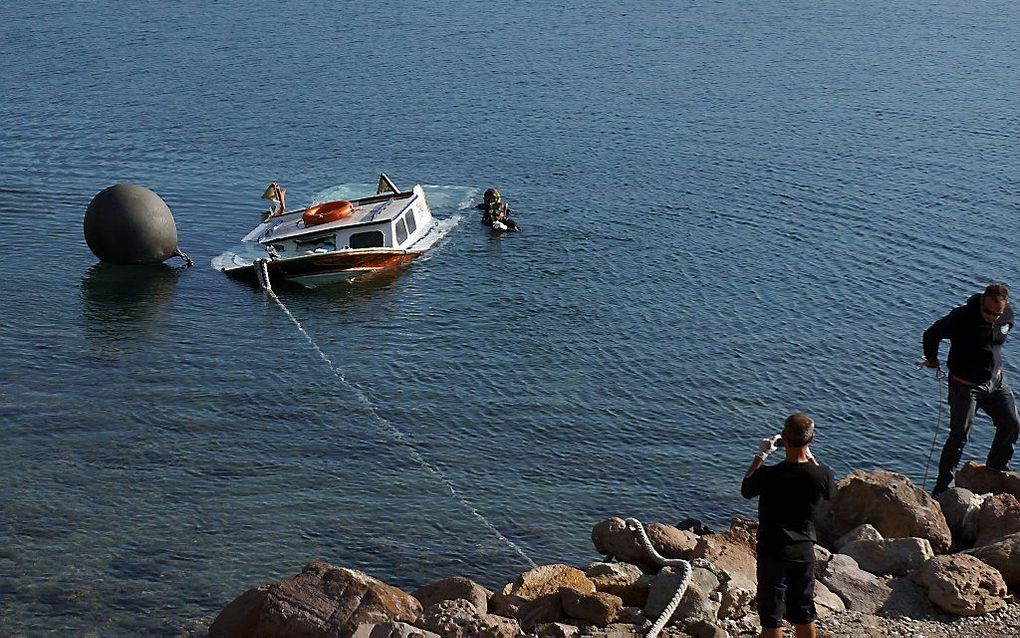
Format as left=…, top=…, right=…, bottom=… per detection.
left=206, top=462, right=1020, bottom=637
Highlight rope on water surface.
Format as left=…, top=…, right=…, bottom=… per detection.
left=256, top=263, right=536, bottom=570
left=625, top=518, right=692, bottom=638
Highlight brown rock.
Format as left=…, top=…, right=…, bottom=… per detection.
left=585, top=563, right=647, bottom=607
left=966, top=531, right=1020, bottom=590
left=534, top=622, right=580, bottom=637
left=937, top=487, right=978, bottom=545
left=352, top=622, right=440, bottom=638
left=816, top=470, right=952, bottom=553
left=819, top=554, right=893, bottom=614
left=912, top=554, right=1008, bottom=616
left=490, top=564, right=592, bottom=628
left=973, top=493, right=1020, bottom=547
left=418, top=599, right=520, bottom=638
left=591, top=518, right=697, bottom=567
left=412, top=577, right=491, bottom=616
left=814, top=580, right=846, bottom=618
left=560, top=587, right=622, bottom=626
left=644, top=566, right=719, bottom=625
left=955, top=462, right=1020, bottom=499
left=841, top=537, right=934, bottom=576
left=209, top=562, right=422, bottom=638
left=691, top=519, right=758, bottom=592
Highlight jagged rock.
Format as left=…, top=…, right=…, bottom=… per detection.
left=841, top=537, right=933, bottom=576
left=834, top=523, right=883, bottom=551
left=418, top=599, right=520, bottom=638
left=966, top=531, right=1020, bottom=590
left=683, top=619, right=727, bottom=638
left=955, top=462, right=1020, bottom=499
left=353, top=622, right=440, bottom=638
left=591, top=518, right=698, bottom=566
left=937, top=487, right=978, bottom=546
left=677, top=518, right=714, bottom=535
left=690, top=518, right=758, bottom=592
left=615, top=606, right=647, bottom=624
left=490, top=564, right=592, bottom=628
left=818, top=553, right=893, bottom=614
left=815, top=470, right=952, bottom=553
left=814, top=580, right=846, bottom=618
left=717, top=586, right=753, bottom=620
left=560, top=587, right=622, bottom=626
left=912, top=554, right=1008, bottom=616
left=413, top=577, right=491, bottom=616
left=585, top=563, right=646, bottom=607
left=973, top=493, right=1020, bottom=547
left=877, top=577, right=933, bottom=617
left=534, top=622, right=580, bottom=637
left=588, top=623, right=643, bottom=637
left=208, top=562, right=421, bottom=638
left=644, top=566, right=719, bottom=625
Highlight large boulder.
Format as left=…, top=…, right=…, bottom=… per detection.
left=818, top=554, right=893, bottom=614
left=560, top=587, right=622, bottom=626
left=813, top=580, right=846, bottom=618
left=209, top=562, right=422, bottom=638
left=490, top=564, right=593, bottom=628
left=585, top=562, right=647, bottom=607
left=833, top=524, right=882, bottom=552
left=912, top=554, right=1008, bottom=616
left=689, top=519, right=758, bottom=592
left=955, top=462, right=1020, bottom=499
left=936, top=487, right=979, bottom=547
left=840, top=537, right=934, bottom=576
left=418, top=599, right=520, bottom=638
left=591, top=518, right=698, bottom=567
left=966, top=531, right=1020, bottom=590
left=644, top=566, right=719, bottom=626
left=353, top=622, right=440, bottom=638
left=973, top=493, right=1020, bottom=548
left=816, top=470, right=952, bottom=553
left=413, top=577, right=491, bottom=616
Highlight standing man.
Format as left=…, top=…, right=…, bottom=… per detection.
left=742, top=413, right=835, bottom=638
left=923, top=283, right=1019, bottom=496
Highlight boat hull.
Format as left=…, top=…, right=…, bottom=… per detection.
left=224, top=249, right=419, bottom=288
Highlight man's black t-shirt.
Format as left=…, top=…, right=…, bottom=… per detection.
left=741, top=460, right=835, bottom=562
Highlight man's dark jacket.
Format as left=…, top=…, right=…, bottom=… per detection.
left=923, top=294, right=1014, bottom=384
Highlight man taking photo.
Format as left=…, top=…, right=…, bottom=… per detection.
left=742, top=413, right=835, bottom=638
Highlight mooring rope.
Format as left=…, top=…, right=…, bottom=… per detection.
left=920, top=364, right=946, bottom=492
left=625, top=518, right=692, bottom=638
left=256, top=265, right=536, bottom=569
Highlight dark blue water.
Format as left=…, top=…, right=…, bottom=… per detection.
left=2, top=0, right=1020, bottom=633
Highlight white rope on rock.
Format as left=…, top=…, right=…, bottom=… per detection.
left=625, top=518, right=692, bottom=638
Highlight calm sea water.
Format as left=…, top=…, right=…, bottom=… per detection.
left=2, top=0, right=1019, bottom=633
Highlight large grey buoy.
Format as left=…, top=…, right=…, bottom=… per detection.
left=84, top=183, right=192, bottom=266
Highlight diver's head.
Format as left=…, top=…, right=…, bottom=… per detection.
left=483, top=188, right=501, bottom=204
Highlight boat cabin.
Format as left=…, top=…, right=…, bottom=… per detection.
left=245, top=184, right=432, bottom=258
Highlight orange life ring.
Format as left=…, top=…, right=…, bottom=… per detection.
left=303, top=200, right=354, bottom=226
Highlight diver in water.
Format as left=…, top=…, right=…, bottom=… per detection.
left=476, top=188, right=520, bottom=232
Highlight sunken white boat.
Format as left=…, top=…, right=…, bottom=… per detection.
left=218, top=174, right=437, bottom=288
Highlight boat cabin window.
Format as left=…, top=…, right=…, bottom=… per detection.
left=349, top=230, right=385, bottom=249
left=404, top=209, right=417, bottom=234
left=395, top=218, right=408, bottom=245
